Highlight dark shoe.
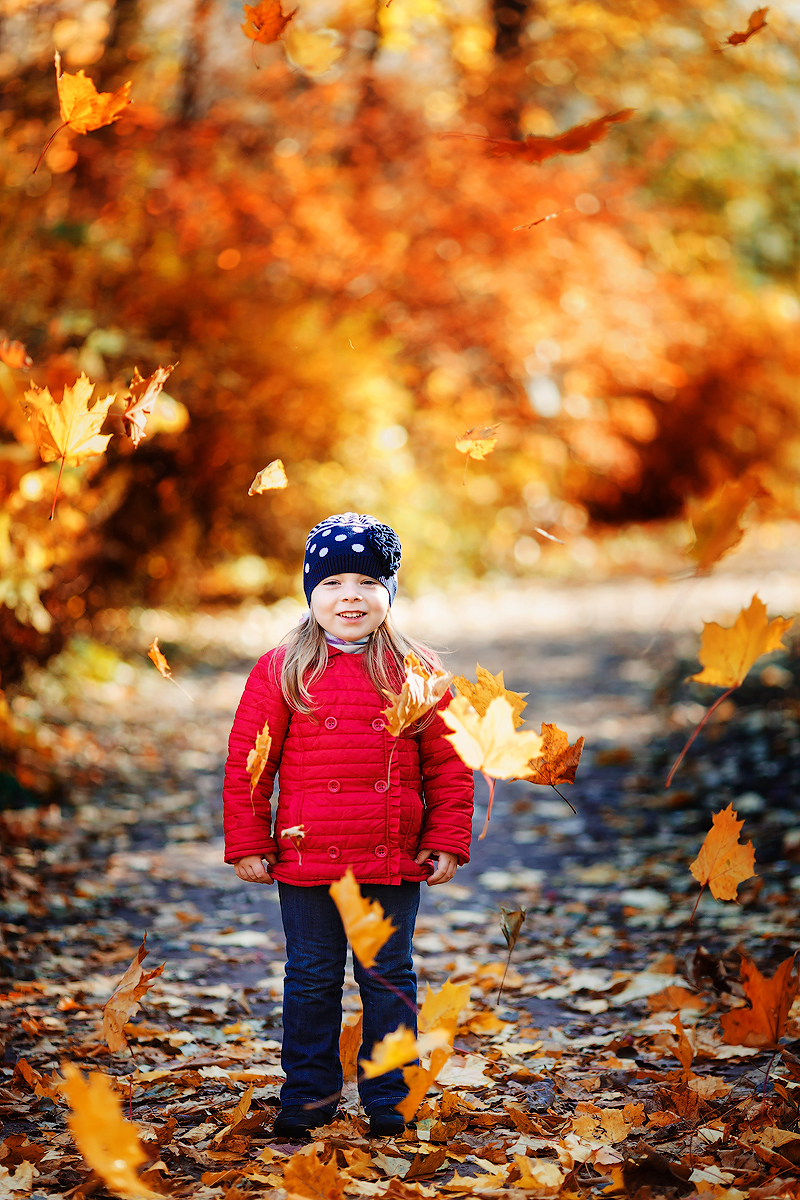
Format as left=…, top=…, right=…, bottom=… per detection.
left=273, top=1104, right=336, bottom=1139
left=369, top=1107, right=406, bottom=1137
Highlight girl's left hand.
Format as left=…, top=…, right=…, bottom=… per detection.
left=415, top=848, right=458, bottom=885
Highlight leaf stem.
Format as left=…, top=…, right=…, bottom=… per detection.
left=478, top=772, right=496, bottom=840
left=496, top=943, right=513, bottom=1006
left=550, top=783, right=576, bottom=814
left=33, top=123, right=68, bottom=175
left=49, top=455, right=66, bottom=520
left=689, top=882, right=705, bottom=925
left=665, top=686, right=736, bottom=788
left=364, top=965, right=418, bottom=1017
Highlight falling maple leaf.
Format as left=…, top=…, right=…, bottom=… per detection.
left=248, top=459, right=289, bottom=494
left=339, top=1013, right=363, bottom=1081
left=513, top=209, right=569, bottom=231
left=666, top=596, right=793, bottom=786
left=284, top=1146, right=344, bottom=1199
left=121, top=363, right=177, bottom=449
left=360, top=1024, right=450, bottom=1078
left=686, top=477, right=759, bottom=572
left=455, top=424, right=499, bottom=461
left=689, top=803, right=756, bottom=918
left=382, top=653, right=452, bottom=737
left=280, top=822, right=305, bottom=863
left=397, top=1046, right=451, bottom=1122
left=446, top=109, right=634, bottom=164
left=497, top=906, right=526, bottom=1003
left=417, top=978, right=471, bottom=1041
left=329, top=867, right=396, bottom=969
left=669, top=1012, right=696, bottom=1073
left=720, top=953, right=799, bottom=1047
left=19, top=373, right=114, bottom=518
left=522, top=723, right=584, bottom=791
left=102, top=934, right=165, bottom=1054
left=0, top=336, right=32, bottom=369
left=723, top=6, right=768, bottom=46
left=36, top=51, right=132, bottom=173
left=241, top=0, right=295, bottom=43
left=283, top=26, right=343, bottom=76
left=691, top=594, right=792, bottom=689
left=452, top=664, right=528, bottom=728
left=441, top=695, right=543, bottom=838
left=147, top=637, right=193, bottom=701
left=61, top=1064, right=160, bottom=1198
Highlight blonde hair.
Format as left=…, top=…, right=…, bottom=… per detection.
left=277, top=612, right=441, bottom=716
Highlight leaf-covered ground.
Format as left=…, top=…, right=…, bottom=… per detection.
left=2, top=583, right=800, bottom=1199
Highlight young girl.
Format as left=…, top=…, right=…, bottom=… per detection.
left=223, top=513, right=474, bottom=1139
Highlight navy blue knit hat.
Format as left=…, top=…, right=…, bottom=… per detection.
left=303, top=513, right=402, bottom=605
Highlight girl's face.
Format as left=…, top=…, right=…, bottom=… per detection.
left=310, top=572, right=390, bottom=641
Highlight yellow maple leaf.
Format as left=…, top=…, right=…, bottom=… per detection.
left=686, top=477, right=759, bottom=572
left=55, top=51, right=132, bottom=135
left=147, top=638, right=193, bottom=701
left=383, top=653, right=452, bottom=737
left=417, top=978, right=471, bottom=1041
left=442, top=695, right=543, bottom=778
left=19, top=373, right=114, bottom=518
left=442, top=695, right=543, bottom=839
left=283, top=27, right=343, bottom=76
left=690, top=803, right=756, bottom=904
left=513, top=1155, right=564, bottom=1194
left=452, top=664, right=528, bottom=728
left=360, top=1025, right=450, bottom=1078
left=329, top=868, right=396, bottom=969
left=455, top=424, right=499, bottom=460
left=62, top=1065, right=160, bottom=1198
left=248, top=459, right=289, bottom=494
left=121, top=363, right=177, bottom=449
left=691, top=594, right=793, bottom=688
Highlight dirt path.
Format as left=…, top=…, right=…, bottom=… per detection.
left=2, top=576, right=800, bottom=1197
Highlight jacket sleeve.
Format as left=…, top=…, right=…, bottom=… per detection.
left=416, top=690, right=474, bottom=864
left=223, top=649, right=292, bottom=864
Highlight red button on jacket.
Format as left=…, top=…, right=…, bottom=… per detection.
left=223, top=645, right=474, bottom=886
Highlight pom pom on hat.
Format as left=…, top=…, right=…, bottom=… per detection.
left=303, top=513, right=401, bottom=604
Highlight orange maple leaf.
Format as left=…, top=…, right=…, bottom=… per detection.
left=241, top=0, right=295, bottom=43
left=723, top=6, right=768, bottom=47
left=382, top=652, right=452, bottom=737
left=398, top=1045, right=451, bottom=1122
left=720, top=953, right=798, bottom=1047
left=284, top=1146, right=344, bottom=1200
left=689, top=804, right=756, bottom=913
left=522, top=723, right=584, bottom=797
left=686, top=477, right=760, bottom=572
left=339, top=1013, right=362, bottom=1081
left=102, top=935, right=165, bottom=1054
left=37, top=51, right=132, bottom=172
left=147, top=637, right=193, bottom=701
left=329, top=867, right=396, bottom=969
left=121, top=363, right=177, bottom=449
left=447, top=109, right=634, bottom=164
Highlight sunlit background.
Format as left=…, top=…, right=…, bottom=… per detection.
left=3, top=0, right=800, bottom=680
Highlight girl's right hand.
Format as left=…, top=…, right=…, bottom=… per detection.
left=234, top=853, right=277, bottom=884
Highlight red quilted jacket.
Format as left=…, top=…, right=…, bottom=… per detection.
left=223, top=645, right=474, bottom=885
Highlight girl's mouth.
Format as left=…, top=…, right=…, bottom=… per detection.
left=338, top=610, right=367, bottom=620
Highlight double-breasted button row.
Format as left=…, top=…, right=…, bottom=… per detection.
left=326, top=779, right=389, bottom=792
left=322, top=716, right=385, bottom=731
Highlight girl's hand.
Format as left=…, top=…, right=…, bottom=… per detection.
left=415, top=848, right=458, bottom=886
left=234, top=853, right=277, bottom=884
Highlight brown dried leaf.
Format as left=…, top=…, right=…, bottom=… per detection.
left=448, top=109, right=634, bottom=164
left=121, top=363, right=177, bottom=448
left=522, top=723, right=584, bottom=786
left=724, top=6, right=768, bottom=46
left=102, top=934, right=165, bottom=1054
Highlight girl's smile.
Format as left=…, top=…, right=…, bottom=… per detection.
left=310, top=572, right=390, bottom=640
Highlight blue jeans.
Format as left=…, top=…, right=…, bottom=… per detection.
left=277, top=881, right=420, bottom=1114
